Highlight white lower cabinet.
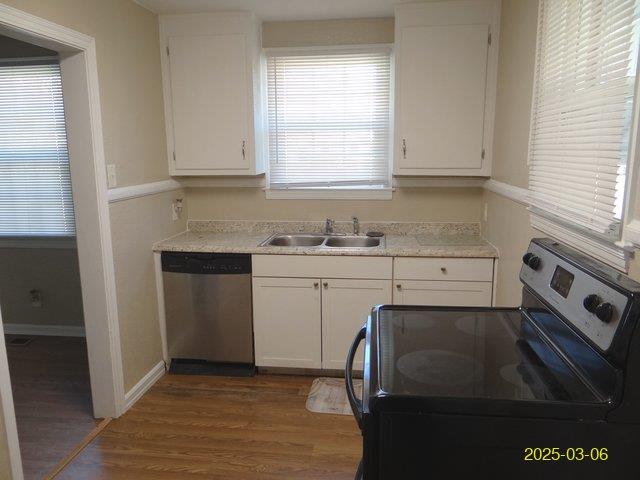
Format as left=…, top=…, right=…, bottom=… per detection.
left=252, top=277, right=322, bottom=368
left=393, top=280, right=492, bottom=307
left=322, top=279, right=392, bottom=370
left=250, top=255, right=494, bottom=370
left=392, top=257, right=494, bottom=307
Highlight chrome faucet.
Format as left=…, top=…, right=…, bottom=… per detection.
left=324, top=218, right=335, bottom=235
left=352, top=216, right=360, bottom=235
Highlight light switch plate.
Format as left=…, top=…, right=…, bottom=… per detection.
left=107, top=164, right=117, bottom=188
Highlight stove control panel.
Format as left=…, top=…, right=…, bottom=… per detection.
left=520, top=241, right=629, bottom=351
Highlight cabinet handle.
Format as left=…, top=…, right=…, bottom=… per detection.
left=402, top=139, right=407, bottom=159
left=313, top=282, right=319, bottom=288
left=396, top=284, right=402, bottom=290
left=323, top=282, right=329, bottom=289
left=241, top=140, right=246, bottom=160
left=440, top=267, right=447, bottom=273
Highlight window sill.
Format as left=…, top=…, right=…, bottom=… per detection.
left=529, top=213, right=631, bottom=272
left=0, top=236, right=77, bottom=249
left=264, top=187, right=394, bottom=200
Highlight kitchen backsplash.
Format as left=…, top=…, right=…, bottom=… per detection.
left=187, top=220, right=480, bottom=236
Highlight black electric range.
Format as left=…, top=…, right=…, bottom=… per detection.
left=346, top=238, right=640, bottom=479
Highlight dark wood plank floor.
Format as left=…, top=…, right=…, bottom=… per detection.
left=58, top=374, right=362, bottom=479
left=5, top=335, right=98, bottom=480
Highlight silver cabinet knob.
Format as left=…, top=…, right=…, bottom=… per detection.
left=440, top=267, right=447, bottom=273
left=323, top=282, right=329, bottom=289
left=313, top=282, right=319, bottom=288
left=396, top=284, right=402, bottom=290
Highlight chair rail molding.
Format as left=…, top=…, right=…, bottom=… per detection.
left=108, top=179, right=182, bottom=203
left=483, top=179, right=530, bottom=205
left=482, top=178, right=631, bottom=271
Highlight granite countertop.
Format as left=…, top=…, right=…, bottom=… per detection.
left=154, top=221, right=498, bottom=258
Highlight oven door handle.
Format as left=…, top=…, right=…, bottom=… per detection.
left=346, top=324, right=366, bottom=430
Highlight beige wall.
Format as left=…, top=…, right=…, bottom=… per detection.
left=263, top=18, right=394, bottom=48
left=0, top=247, right=84, bottom=327
left=481, top=0, right=539, bottom=304
left=490, top=0, right=538, bottom=189
left=1, top=0, right=168, bottom=187
left=482, top=190, right=535, bottom=306
left=188, top=187, right=483, bottom=223
left=0, top=34, right=55, bottom=57
left=110, top=189, right=187, bottom=391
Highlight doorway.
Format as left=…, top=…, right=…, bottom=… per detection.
left=0, top=34, right=98, bottom=478
left=0, top=4, right=126, bottom=479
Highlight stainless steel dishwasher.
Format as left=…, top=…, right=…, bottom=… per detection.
left=161, top=252, right=254, bottom=375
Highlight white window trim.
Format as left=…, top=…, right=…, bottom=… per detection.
left=264, top=186, right=394, bottom=200
left=263, top=44, right=394, bottom=200
left=621, top=30, right=640, bottom=250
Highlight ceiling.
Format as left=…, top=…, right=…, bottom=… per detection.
left=134, top=0, right=426, bottom=21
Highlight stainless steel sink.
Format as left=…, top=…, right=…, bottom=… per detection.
left=265, top=234, right=325, bottom=247
left=324, top=236, right=382, bottom=248
left=260, top=233, right=385, bottom=249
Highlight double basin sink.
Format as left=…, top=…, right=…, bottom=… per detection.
left=259, top=233, right=385, bottom=249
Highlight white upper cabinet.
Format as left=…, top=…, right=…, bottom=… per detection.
left=160, top=13, right=264, bottom=175
left=394, top=1, right=499, bottom=176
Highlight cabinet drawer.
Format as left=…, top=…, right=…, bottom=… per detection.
left=253, top=255, right=392, bottom=279
left=393, top=280, right=492, bottom=307
left=394, top=257, right=493, bottom=282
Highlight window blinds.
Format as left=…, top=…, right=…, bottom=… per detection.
left=0, top=62, right=75, bottom=236
left=529, top=0, right=640, bottom=239
left=266, top=49, right=391, bottom=188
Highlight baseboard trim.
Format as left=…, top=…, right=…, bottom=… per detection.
left=3, top=323, right=85, bottom=337
left=107, top=179, right=182, bottom=203
left=124, top=360, right=166, bottom=412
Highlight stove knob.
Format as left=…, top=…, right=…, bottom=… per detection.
left=595, top=302, right=614, bottom=323
left=583, top=294, right=601, bottom=313
left=527, top=255, right=541, bottom=270
left=522, top=252, right=534, bottom=265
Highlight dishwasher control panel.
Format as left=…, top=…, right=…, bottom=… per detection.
left=161, top=252, right=252, bottom=274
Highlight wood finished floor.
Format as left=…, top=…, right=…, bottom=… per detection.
left=58, top=374, right=362, bottom=479
left=5, top=335, right=98, bottom=480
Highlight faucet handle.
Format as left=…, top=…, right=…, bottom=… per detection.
left=325, top=218, right=335, bottom=234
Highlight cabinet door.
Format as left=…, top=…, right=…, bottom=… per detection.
left=168, top=33, right=249, bottom=171
left=396, top=24, right=489, bottom=173
left=252, top=277, right=321, bottom=368
left=322, top=279, right=392, bottom=370
left=393, top=281, right=492, bottom=307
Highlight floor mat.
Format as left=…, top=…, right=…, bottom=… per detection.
left=306, top=377, right=362, bottom=415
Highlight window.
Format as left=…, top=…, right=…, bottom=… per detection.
left=0, top=61, right=75, bottom=236
left=528, top=0, right=640, bottom=242
left=265, top=47, right=392, bottom=196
